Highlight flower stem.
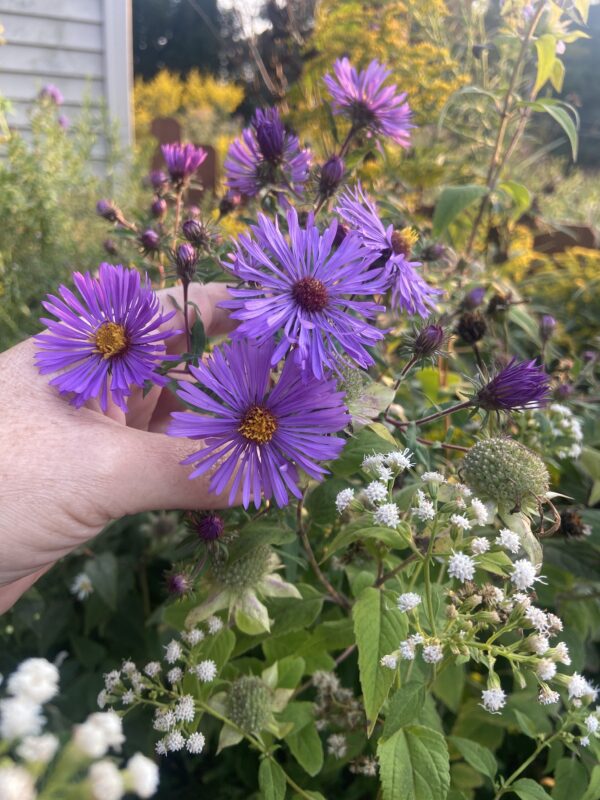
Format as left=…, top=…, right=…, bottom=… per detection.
left=492, top=732, right=561, bottom=800
left=387, top=399, right=472, bottom=430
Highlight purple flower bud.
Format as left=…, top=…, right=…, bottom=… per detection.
left=413, top=324, right=445, bottom=359
left=254, top=108, right=286, bottom=162
left=140, top=228, right=160, bottom=253
left=148, top=170, right=168, bottom=190
left=39, top=84, right=63, bottom=105
left=103, top=239, right=118, bottom=256
left=162, top=142, right=207, bottom=186
left=175, top=243, right=197, bottom=282
left=463, top=287, right=486, bottom=310
left=151, top=197, right=167, bottom=219
left=193, top=512, right=224, bottom=542
left=421, top=243, right=446, bottom=262
left=57, top=114, right=70, bottom=130
left=166, top=572, right=191, bottom=597
left=540, top=314, right=556, bottom=341
left=475, top=358, right=550, bottom=412
left=182, top=218, right=210, bottom=248
left=96, top=199, right=119, bottom=223
left=319, top=155, right=345, bottom=197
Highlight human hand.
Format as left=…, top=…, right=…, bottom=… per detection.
left=0, top=282, right=234, bottom=612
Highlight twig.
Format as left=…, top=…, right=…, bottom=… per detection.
left=375, top=553, right=419, bottom=586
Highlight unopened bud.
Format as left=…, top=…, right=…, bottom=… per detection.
left=319, top=155, right=345, bottom=197
left=457, top=311, right=487, bottom=344
left=96, top=199, right=120, bottom=223
left=175, top=243, right=197, bottom=283
left=412, top=324, right=445, bottom=360
left=182, top=218, right=210, bottom=249
left=540, top=314, right=556, bottom=342
left=462, top=286, right=486, bottom=310
left=151, top=197, right=167, bottom=220
left=139, top=228, right=160, bottom=253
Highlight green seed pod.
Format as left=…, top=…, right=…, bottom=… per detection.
left=462, top=437, right=549, bottom=510
left=226, top=676, right=273, bottom=733
left=210, top=544, right=272, bottom=591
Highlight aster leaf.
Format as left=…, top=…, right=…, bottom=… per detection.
left=432, top=185, right=488, bottom=238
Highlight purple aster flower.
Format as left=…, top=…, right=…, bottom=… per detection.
left=336, top=183, right=441, bottom=317
left=161, top=142, right=207, bottom=187
left=39, top=84, right=63, bottom=105
left=188, top=512, right=225, bottom=542
left=319, top=155, right=345, bottom=197
left=168, top=339, right=349, bottom=509
left=148, top=170, right=168, bottom=191
left=475, top=359, right=551, bottom=412
left=323, top=58, right=413, bottom=146
left=35, top=263, right=178, bottom=413
left=224, top=107, right=311, bottom=198
left=221, top=207, right=388, bottom=379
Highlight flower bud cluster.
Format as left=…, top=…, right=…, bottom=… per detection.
left=312, top=670, right=365, bottom=734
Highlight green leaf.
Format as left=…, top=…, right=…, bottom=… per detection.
left=432, top=185, right=488, bottom=237
left=325, top=521, right=412, bottom=559
left=432, top=661, right=465, bottom=712
left=84, top=552, right=118, bottom=611
left=449, top=736, right=497, bottom=782
left=497, top=181, right=531, bottom=220
left=269, top=584, right=323, bottom=637
left=550, top=59, right=565, bottom=93
left=377, top=725, right=450, bottom=800
left=552, top=758, right=588, bottom=800
left=581, top=766, right=600, bottom=800
left=512, top=778, right=553, bottom=800
left=353, top=588, right=407, bottom=735
left=534, top=34, right=557, bottom=95
left=305, top=478, right=350, bottom=525
left=528, top=99, right=579, bottom=160
left=383, top=682, right=426, bottom=737
left=258, top=758, right=286, bottom=800
left=286, top=721, right=324, bottom=776
left=513, top=709, right=539, bottom=740
left=189, top=317, right=205, bottom=360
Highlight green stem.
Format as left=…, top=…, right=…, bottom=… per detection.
left=493, top=732, right=561, bottom=800
left=424, top=518, right=439, bottom=637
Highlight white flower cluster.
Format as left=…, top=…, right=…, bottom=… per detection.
left=70, top=571, right=94, bottom=600
left=548, top=404, right=583, bottom=460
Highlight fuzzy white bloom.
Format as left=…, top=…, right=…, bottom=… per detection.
left=385, top=449, right=414, bottom=471
left=365, top=481, right=388, bottom=504
left=121, top=660, right=136, bottom=676
left=568, top=673, right=594, bottom=700
left=327, top=733, right=347, bottom=759
left=377, top=465, right=394, bottom=482
left=495, top=529, right=520, bottom=554
left=538, top=687, right=560, bottom=705
left=362, top=453, right=385, bottom=473
left=186, top=732, right=206, bottom=754
left=153, top=709, right=176, bottom=732
left=373, top=503, right=400, bottom=528
left=206, top=616, right=223, bottom=634
left=546, top=613, right=563, bottom=634
left=126, top=753, right=160, bottom=798
left=70, top=572, right=94, bottom=600
left=450, top=513, right=472, bottom=531
left=16, top=733, right=59, bottom=764
left=144, top=662, right=161, bottom=678
left=380, top=654, right=398, bottom=670
left=122, top=690, right=136, bottom=706
left=399, top=634, right=423, bottom=661
left=528, top=635, right=550, bottom=656
left=536, top=659, right=557, bottom=682
left=525, top=606, right=549, bottom=633
left=413, top=499, right=435, bottom=521
left=0, top=696, right=45, bottom=739
left=97, top=690, right=109, bottom=709
left=104, top=671, right=121, bottom=693
left=166, top=668, right=183, bottom=685
left=470, top=498, right=490, bottom=526
left=471, top=537, right=490, bottom=555
left=193, top=660, right=218, bottom=683
left=397, top=592, right=421, bottom=613
left=335, top=488, right=355, bottom=514
left=580, top=735, right=590, bottom=747
left=7, top=658, right=59, bottom=705
left=421, top=471, right=445, bottom=484
left=422, top=644, right=443, bottom=664
left=165, top=731, right=185, bottom=752
left=454, top=483, right=472, bottom=497
left=74, top=711, right=124, bottom=758
left=585, top=715, right=599, bottom=734
left=0, top=764, right=36, bottom=800
left=551, top=642, right=571, bottom=665
left=175, top=695, right=196, bottom=723
left=312, top=671, right=340, bottom=693
left=155, top=739, right=167, bottom=756
left=164, top=640, right=182, bottom=664
left=89, top=760, right=124, bottom=800
left=510, top=559, right=542, bottom=591
left=512, top=592, right=531, bottom=609
left=481, top=687, right=506, bottom=714
left=448, top=551, right=476, bottom=582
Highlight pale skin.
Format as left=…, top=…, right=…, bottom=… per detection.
left=0, top=283, right=235, bottom=613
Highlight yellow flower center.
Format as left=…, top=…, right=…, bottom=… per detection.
left=391, top=226, right=419, bottom=257
left=94, top=322, right=128, bottom=358
left=238, top=405, right=277, bottom=444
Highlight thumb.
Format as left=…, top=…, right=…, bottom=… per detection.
left=106, top=426, right=235, bottom=516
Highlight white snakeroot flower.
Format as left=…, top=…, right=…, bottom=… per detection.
left=536, top=659, right=557, bottom=681
left=373, top=503, right=400, bottom=528
left=70, top=572, right=94, bottom=600
left=335, top=488, right=355, bottom=514
left=454, top=483, right=472, bottom=497
left=552, top=642, right=571, bottom=665
left=397, top=592, right=421, bottom=613
left=362, top=453, right=385, bottom=472
left=7, top=658, right=60, bottom=704
left=312, top=671, right=340, bottom=692
left=164, top=640, right=182, bottom=664
left=153, top=709, right=176, bottom=732
left=186, top=732, right=206, bottom=754
left=399, top=640, right=416, bottom=661
left=471, top=498, right=490, bottom=526
left=365, top=481, right=388, bottom=504
left=206, top=616, right=223, bottom=634
left=377, top=465, right=393, bottom=481
left=175, top=695, right=196, bottom=723
left=448, top=551, right=476, bottom=583
left=471, top=537, right=490, bottom=555
left=421, top=471, right=445, bottom=484
left=450, top=513, right=472, bottom=531
left=510, top=559, right=542, bottom=591
left=121, top=660, right=136, bottom=675
left=126, top=753, right=160, bottom=798
left=568, top=673, right=594, bottom=701
left=193, top=660, right=218, bottom=683
left=481, top=687, right=506, bottom=714
left=155, top=739, right=167, bottom=756
left=16, top=733, right=59, bottom=763
left=538, top=687, right=560, bottom=705
left=144, top=662, right=161, bottom=678
left=182, top=628, right=205, bottom=646
left=529, top=635, right=550, bottom=656
left=97, top=690, right=109, bottom=709
left=525, top=606, right=549, bottom=632
left=166, top=668, right=183, bottom=685
left=585, top=715, right=599, bottom=734
left=512, top=592, right=531, bottom=609
left=122, top=689, right=136, bottom=706
left=385, top=449, right=414, bottom=471
left=0, top=696, right=45, bottom=739
left=0, top=764, right=37, bottom=800
left=496, top=529, right=520, bottom=554
left=166, top=731, right=186, bottom=752
left=413, top=499, right=435, bottom=521
left=104, top=670, right=121, bottom=692
left=581, top=735, right=590, bottom=747
left=74, top=711, right=124, bottom=758
left=422, top=644, right=443, bottom=664
left=327, top=733, right=347, bottom=758
left=89, top=760, right=124, bottom=800
left=380, top=654, right=398, bottom=670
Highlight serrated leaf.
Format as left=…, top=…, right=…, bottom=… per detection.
left=432, top=185, right=488, bottom=237
left=383, top=682, right=426, bottom=737
left=449, top=736, right=497, bottom=781
left=353, top=588, right=407, bottom=735
left=513, top=778, right=553, bottom=800
left=534, top=34, right=557, bottom=95
left=258, top=758, right=286, bottom=800
left=377, top=725, right=450, bottom=800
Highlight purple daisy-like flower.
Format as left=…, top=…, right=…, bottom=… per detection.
left=221, top=207, right=387, bottom=378
left=323, top=58, right=413, bottom=146
left=475, top=358, right=551, bottom=412
left=35, top=263, right=178, bottom=412
left=336, top=183, right=441, bottom=317
left=161, top=142, right=207, bottom=187
left=224, top=107, right=311, bottom=198
left=169, top=339, right=349, bottom=508
left=39, top=84, right=64, bottom=105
